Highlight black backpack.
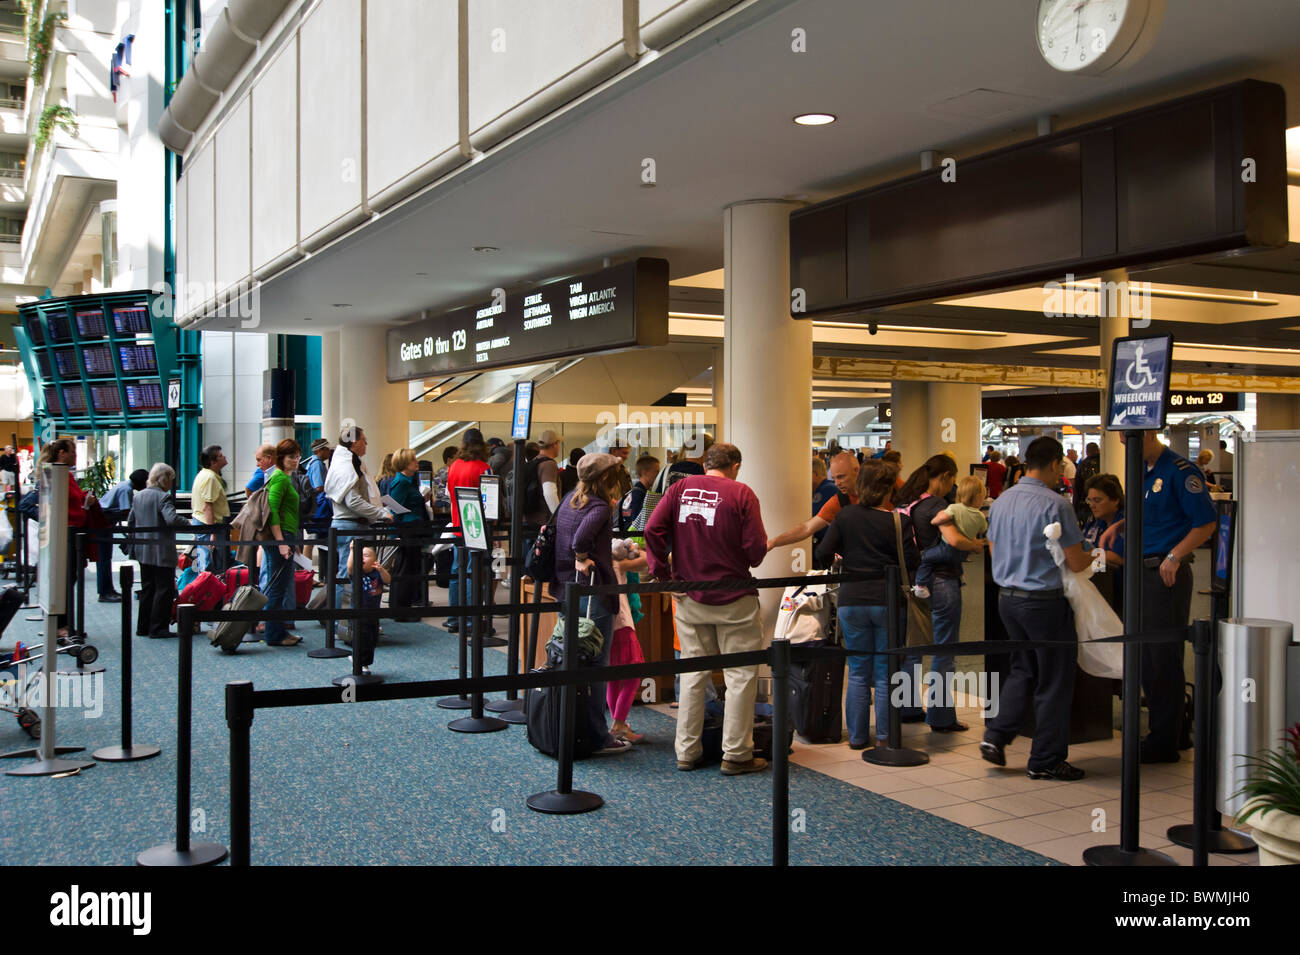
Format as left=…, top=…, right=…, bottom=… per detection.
left=17, top=487, right=38, bottom=522
left=521, top=456, right=544, bottom=515
left=292, top=465, right=318, bottom=526
left=523, top=519, right=557, bottom=582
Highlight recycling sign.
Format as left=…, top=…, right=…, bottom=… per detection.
left=1106, top=334, right=1173, bottom=431
left=455, top=486, right=488, bottom=551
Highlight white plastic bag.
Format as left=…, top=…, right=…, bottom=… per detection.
left=773, top=571, right=835, bottom=644
left=1043, top=522, right=1123, bottom=679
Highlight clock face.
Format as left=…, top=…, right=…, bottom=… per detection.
left=1037, top=0, right=1138, bottom=74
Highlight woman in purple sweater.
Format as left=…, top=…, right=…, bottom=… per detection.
left=553, top=452, right=631, bottom=756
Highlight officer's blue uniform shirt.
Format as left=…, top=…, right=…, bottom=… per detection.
left=1142, top=448, right=1216, bottom=556
left=812, top=478, right=837, bottom=516
left=988, top=475, right=1082, bottom=590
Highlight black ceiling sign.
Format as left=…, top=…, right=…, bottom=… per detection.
left=387, top=258, right=668, bottom=381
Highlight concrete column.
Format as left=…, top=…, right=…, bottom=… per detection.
left=1098, top=269, right=1129, bottom=485
left=1168, top=424, right=1191, bottom=458
left=890, top=380, right=928, bottom=478
left=723, top=199, right=808, bottom=635
left=711, top=344, right=724, bottom=443
left=928, top=382, right=982, bottom=476
left=320, top=330, right=340, bottom=445
left=338, top=324, right=408, bottom=462
left=1257, top=394, right=1300, bottom=430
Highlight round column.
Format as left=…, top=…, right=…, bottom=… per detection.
left=1098, top=269, right=1129, bottom=482
left=723, top=199, right=809, bottom=632
left=890, top=380, right=928, bottom=476
left=338, top=324, right=409, bottom=459
left=321, top=330, right=340, bottom=444
left=928, top=382, right=982, bottom=475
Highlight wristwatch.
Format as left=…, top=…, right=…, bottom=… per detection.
left=1164, top=552, right=1182, bottom=564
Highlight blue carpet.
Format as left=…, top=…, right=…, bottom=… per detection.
left=1, top=588, right=1057, bottom=865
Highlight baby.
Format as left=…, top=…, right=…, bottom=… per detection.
left=913, top=476, right=987, bottom=599
left=346, top=546, right=390, bottom=675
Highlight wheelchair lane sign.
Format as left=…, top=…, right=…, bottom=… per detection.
left=1107, top=334, right=1173, bottom=431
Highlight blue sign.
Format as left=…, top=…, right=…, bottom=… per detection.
left=511, top=381, right=534, bottom=441
left=1106, top=334, right=1173, bottom=431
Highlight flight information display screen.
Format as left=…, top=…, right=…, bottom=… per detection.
left=25, top=313, right=45, bottom=346
left=54, top=348, right=80, bottom=377
left=125, top=382, right=164, bottom=412
left=117, top=343, right=158, bottom=373
left=112, top=305, right=152, bottom=334
left=386, top=258, right=668, bottom=380
left=43, top=385, right=60, bottom=413
left=91, top=384, right=123, bottom=413
left=82, top=345, right=116, bottom=377
left=61, top=385, right=88, bottom=415
left=47, top=313, right=72, bottom=342
left=75, top=309, right=107, bottom=337
left=36, top=351, right=52, bottom=378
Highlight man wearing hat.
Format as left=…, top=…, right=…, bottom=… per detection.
left=524, top=430, right=563, bottom=529
left=303, top=438, right=333, bottom=559
left=96, top=467, right=150, bottom=602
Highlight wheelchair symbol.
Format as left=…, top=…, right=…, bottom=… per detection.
left=1124, top=342, right=1158, bottom=390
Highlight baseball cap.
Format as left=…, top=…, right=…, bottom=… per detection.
left=537, top=430, right=562, bottom=447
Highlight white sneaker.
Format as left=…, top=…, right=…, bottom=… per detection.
left=912, top=584, right=931, bottom=600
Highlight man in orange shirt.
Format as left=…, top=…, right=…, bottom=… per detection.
left=767, top=451, right=859, bottom=551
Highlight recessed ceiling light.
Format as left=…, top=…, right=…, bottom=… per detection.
left=332, top=303, right=352, bottom=308
left=794, top=113, right=836, bottom=126
left=472, top=246, right=499, bottom=253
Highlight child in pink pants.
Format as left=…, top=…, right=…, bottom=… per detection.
left=608, top=564, right=645, bottom=742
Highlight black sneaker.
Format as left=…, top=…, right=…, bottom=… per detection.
left=979, top=740, right=1006, bottom=766
left=1027, top=760, right=1085, bottom=781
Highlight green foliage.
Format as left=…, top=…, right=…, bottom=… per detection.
left=1234, top=723, right=1300, bottom=823
left=24, top=0, right=65, bottom=84
left=81, top=455, right=115, bottom=499
left=34, top=103, right=76, bottom=150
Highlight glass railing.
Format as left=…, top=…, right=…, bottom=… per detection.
left=0, top=168, right=24, bottom=180
left=0, top=97, right=23, bottom=110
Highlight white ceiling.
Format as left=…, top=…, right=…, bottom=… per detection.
left=243, top=0, right=1300, bottom=343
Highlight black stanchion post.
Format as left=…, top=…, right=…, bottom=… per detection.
left=72, top=529, right=85, bottom=639
left=93, top=564, right=159, bottom=762
left=863, top=565, right=928, bottom=767
left=771, top=637, right=791, bottom=867
left=310, top=526, right=347, bottom=659
left=1084, top=430, right=1175, bottom=866
left=1191, top=618, right=1210, bottom=866
left=137, top=604, right=228, bottom=866
left=437, top=544, right=473, bottom=709
left=333, top=538, right=382, bottom=686
left=527, top=573, right=602, bottom=814
left=492, top=438, right=527, bottom=719
left=226, top=680, right=254, bottom=867
left=449, top=549, right=507, bottom=733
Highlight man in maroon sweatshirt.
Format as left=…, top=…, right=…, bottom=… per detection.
left=645, top=442, right=769, bottom=775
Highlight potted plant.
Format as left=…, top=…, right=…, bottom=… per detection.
left=1234, top=723, right=1300, bottom=866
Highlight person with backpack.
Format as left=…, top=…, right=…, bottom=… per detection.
left=523, top=430, right=563, bottom=530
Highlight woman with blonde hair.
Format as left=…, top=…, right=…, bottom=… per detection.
left=388, top=447, right=430, bottom=617
left=377, top=452, right=397, bottom=497
left=552, top=453, right=631, bottom=756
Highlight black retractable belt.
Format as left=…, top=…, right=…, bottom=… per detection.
left=93, top=564, right=160, bottom=762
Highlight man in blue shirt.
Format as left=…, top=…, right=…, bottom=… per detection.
left=810, top=456, right=837, bottom=563
left=96, top=468, right=148, bottom=602
left=302, top=439, right=332, bottom=559
left=245, top=444, right=276, bottom=493
left=982, top=436, right=1094, bottom=781
left=1101, top=431, right=1216, bottom=763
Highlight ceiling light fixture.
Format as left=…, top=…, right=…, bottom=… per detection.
left=1179, top=341, right=1300, bottom=356
left=472, top=246, right=499, bottom=253
left=332, top=303, right=352, bottom=308
left=1062, top=281, right=1279, bottom=307
left=794, top=113, right=837, bottom=126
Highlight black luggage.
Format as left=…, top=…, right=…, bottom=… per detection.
left=524, top=667, right=593, bottom=759
left=0, top=585, right=23, bottom=635
left=753, top=713, right=794, bottom=761
left=789, top=652, right=845, bottom=743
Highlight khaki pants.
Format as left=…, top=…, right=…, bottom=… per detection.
left=674, top=594, right=763, bottom=764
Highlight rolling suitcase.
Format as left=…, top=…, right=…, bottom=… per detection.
left=294, top=569, right=314, bottom=606
left=223, top=566, right=250, bottom=603
left=524, top=667, right=593, bottom=759
left=788, top=652, right=845, bottom=743
left=210, top=585, right=268, bottom=654
left=174, top=570, right=227, bottom=622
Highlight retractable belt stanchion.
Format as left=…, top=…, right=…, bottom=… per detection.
left=437, top=542, right=473, bottom=709
left=1084, top=430, right=1176, bottom=866
left=93, top=565, right=160, bottom=762
left=72, top=529, right=87, bottom=640
left=527, top=575, right=603, bottom=814
left=863, top=565, right=929, bottom=767
left=310, top=526, right=348, bottom=659
left=57, top=537, right=104, bottom=675
left=137, top=604, right=228, bottom=866
left=227, top=680, right=254, bottom=867
left=333, top=538, right=382, bottom=687
left=490, top=440, right=527, bottom=721
left=771, top=637, right=791, bottom=867
left=449, top=548, right=507, bottom=733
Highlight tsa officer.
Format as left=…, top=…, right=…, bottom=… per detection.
left=1100, top=431, right=1216, bottom=763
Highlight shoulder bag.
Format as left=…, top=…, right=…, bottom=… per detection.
left=892, top=510, right=933, bottom=648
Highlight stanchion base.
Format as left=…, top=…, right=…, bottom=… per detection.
left=308, top=646, right=350, bottom=659
left=5, top=756, right=96, bottom=776
left=56, top=665, right=106, bottom=677
left=1082, top=845, right=1178, bottom=866
left=1, top=744, right=84, bottom=760
left=332, top=672, right=384, bottom=687
left=861, top=747, right=930, bottom=767
left=481, top=635, right=507, bottom=648
left=484, top=698, right=523, bottom=713
left=1165, top=824, right=1257, bottom=854
left=526, top=789, right=603, bottom=814
left=448, top=715, right=509, bottom=733
left=500, top=709, right=528, bottom=725
left=436, top=696, right=473, bottom=710
left=137, top=842, right=229, bottom=867
left=92, top=744, right=162, bottom=762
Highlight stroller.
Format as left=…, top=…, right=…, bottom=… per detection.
left=0, top=642, right=42, bottom=739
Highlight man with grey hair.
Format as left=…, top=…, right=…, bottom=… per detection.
left=245, top=443, right=277, bottom=493
left=191, top=445, right=229, bottom=574
left=645, top=442, right=770, bottom=775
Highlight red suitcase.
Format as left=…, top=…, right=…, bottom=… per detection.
left=294, top=569, right=314, bottom=607
left=173, top=570, right=227, bottom=621
left=224, top=566, right=251, bottom=603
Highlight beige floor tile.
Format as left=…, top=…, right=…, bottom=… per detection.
left=1030, top=783, right=1118, bottom=808
left=988, top=773, right=1077, bottom=794
left=812, top=759, right=880, bottom=782
left=978, top=792, right=1068, bottom=817
left=883, top=765, right=972, bottom=787
left=1140, top=769, right=1192, bottom=791
left=1022, top=806, right=1103, bottom=836
left=975, top=818, right=1066, bottom=846
left=1140, top=790, right=1196, bottom=815
left=887, top=787, right=969, bottom=811
left=1146, top=842, right=1249, bottom=866
left=816, top=745, right=873, bottom=763
left=1138, top=813, right=1197, bottom=843
left=845, top=774, right=929, bottom=796
left=931, top=802, right=1015, bottom=827
left=936, top=778, right=1021, bottom=800
left=1023, top=830, right=1116, bottom=865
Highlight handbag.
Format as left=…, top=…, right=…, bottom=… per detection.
left=892, top=511, right=934, bottom=648
left=630, top=465, right=672, bottom=532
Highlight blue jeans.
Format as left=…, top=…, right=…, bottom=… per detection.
left=915, top=541, right=965, bottom=589
left=96, top=527, right=117, bottom=595
left=192, top=518, right=213, bottom=573
left=925, top=575, right=962, bottom=728
left=447, top=547, right=463, bottom=627
left=263, top=532, right=297, bottom=644
left=332, top=520, right=368, bottom=607
left=838, top=604, right=906, bottom=743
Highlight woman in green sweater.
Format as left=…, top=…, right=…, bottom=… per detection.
left=264, top=438, right=302, bottom=646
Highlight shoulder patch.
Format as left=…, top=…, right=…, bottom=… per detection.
left=1184, top=474, right=1204, bottom=494
left=1174, top=458, right=1197, bottom=471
